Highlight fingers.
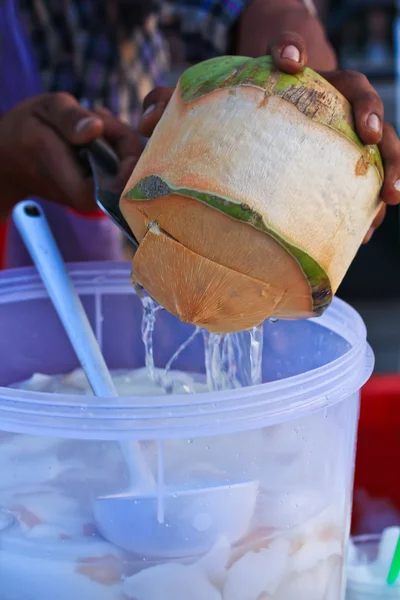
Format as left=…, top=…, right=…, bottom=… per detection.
left=33, top=92, right=104, bottom=145
left=33, top=131, right=96, bottom=211
left=31, top=93, right=102, bottom=210
left=34, top=94, right=144, bottom=206
left=270, top=32, right=308, bottom=74
left=270, top=37, right=384, bottom=146
left=94, top=108, right=143, bottom=163
left=142, top=87, right=175, bottom=112
left=363, top=204, right=386, bottom=244
left=378, top=123, right=400, bottom=206
left=361, top=123, right=400, bottom=241
left=118, top=156, right=139, bottom=188
left=139, top=87, right=174, bottom=137
left=321, top=71, right=384, bottom=146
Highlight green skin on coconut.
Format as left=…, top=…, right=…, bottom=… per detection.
left=126, top=56, right=384, bottom=316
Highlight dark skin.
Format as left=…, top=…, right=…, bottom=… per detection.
left=0, top=1, right=398, bottom=241
left=236, top=2, right=400, bottom=239
left=237, top=0, right=337, bottom=70
left=0, top=93, right=142, bottom=221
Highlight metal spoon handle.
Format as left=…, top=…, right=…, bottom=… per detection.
left=80, top=138, right=119, bottom=176
left=13, top=201, right=154, bottom=488
left=78, top=139, right=139, bottom=249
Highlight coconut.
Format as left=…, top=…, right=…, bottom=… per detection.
left=120, top=56, right=383, bottom=333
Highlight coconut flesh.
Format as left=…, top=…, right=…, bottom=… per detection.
left=120, top=56, right=383, bottom=334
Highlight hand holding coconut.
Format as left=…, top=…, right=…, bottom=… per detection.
left=121, top=39, right=400, bottom=334
left=268, top=31, right=400, bottom=242
left=140, top=33, right=400, bottom=224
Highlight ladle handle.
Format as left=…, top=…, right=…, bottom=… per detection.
left=13, top=201, right=116, bottom=397
left=13, top=201, right=154, bottom=488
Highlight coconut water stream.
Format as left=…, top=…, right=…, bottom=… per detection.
left=139, top=294, right=264, bottom=394
left=138, top=294, right=265, bottom=522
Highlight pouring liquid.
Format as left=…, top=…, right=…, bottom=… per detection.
left=139, top=294, right=264, bottom=394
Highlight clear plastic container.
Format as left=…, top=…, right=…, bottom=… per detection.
left=0, top=262, right=374, bottom=600
left=347, top=535, right=400, bottom=599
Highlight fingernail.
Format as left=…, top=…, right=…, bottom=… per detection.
left=142, top=104, right=157, bottom=118
left=395, top=180, right=400, bottom=192
left=281, top=45, right=301, bottom=63
left=366, top=113, right=380, bottom=133
left=364, top=227, right=375, bottom=243
left=75, top=116, right=100, bottom=134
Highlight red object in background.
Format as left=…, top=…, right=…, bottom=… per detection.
left=353, top=376, right=400, bottom=534
left=0, top=222, right=7, bottom=269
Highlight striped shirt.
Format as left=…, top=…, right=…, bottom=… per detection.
left=18, top=0, right=252, bottom=125
left=1, top=0, right=252, bottom=267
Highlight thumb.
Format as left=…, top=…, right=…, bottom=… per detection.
left=33, top=92, right=104, bottom=145
left=139, top=87, right=174, bottom=138
left=269, top=32, right=308, bottom=75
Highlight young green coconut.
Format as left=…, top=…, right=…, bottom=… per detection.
left=120, top=56, right=383, bottom=334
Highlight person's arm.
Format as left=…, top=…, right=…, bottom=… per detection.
left=0, top=93, right=141, bottom=221
left=237, top=0, right=337, bottom=71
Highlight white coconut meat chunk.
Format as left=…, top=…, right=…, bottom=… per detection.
left=223, top=538, right=290, bottom=600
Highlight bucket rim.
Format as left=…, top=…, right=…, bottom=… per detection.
left=0, top=262, right=373, bottom=439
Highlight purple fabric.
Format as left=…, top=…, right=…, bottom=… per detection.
left=0, top=0, right=122, bottom=268
left=0, top=0, right=41, bottom=110
left=6, top=200, right=123, bottom=268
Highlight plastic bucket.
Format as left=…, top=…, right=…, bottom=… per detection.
left=0, top=262, right=373, bottom=600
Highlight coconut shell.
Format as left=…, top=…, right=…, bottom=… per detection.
left=121, top=56, right=383, bottom=333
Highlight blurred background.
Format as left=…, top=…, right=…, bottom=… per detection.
left=326, top=0, right=400, bottom=374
